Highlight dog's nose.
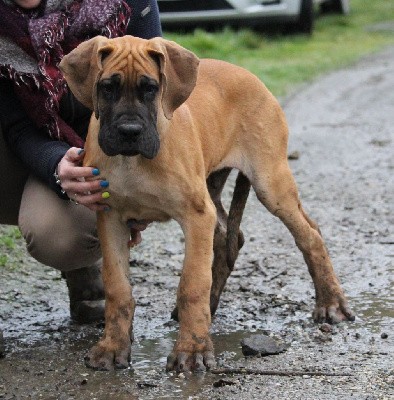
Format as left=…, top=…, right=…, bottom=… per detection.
left=118, top=122, right=143, bottom=138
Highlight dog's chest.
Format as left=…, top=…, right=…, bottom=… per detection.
left=100, top=162, right=173, bottom=222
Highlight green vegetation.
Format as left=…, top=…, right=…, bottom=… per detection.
left=164, top=0, right=394, bottom=96
left=0, top=226, right=23, bottom=268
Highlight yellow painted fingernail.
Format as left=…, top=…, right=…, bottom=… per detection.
left=102, top=191, right=110, bottom=199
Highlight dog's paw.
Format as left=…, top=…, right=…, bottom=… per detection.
left=84, top=341, right=131, bottom=371
left=312, top=299, right=355, bottom=324
left=166, top=350, right=216, bottom=373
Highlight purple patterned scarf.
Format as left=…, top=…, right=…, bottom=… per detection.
left=0, top=0, right=130, bottom=146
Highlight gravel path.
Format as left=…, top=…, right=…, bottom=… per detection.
left=0, top=46, right=393, bottom=400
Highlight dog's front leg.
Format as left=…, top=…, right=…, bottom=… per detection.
left=166, top=200, right=217, bottom=373
left=85, top=211, right=134, bottom=370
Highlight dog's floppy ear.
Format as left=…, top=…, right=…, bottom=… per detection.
left=59, top=36, right=114, bottom=118
left=147, top=37, right=200, bottom=120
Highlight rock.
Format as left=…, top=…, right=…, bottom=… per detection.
left=369, top=139, right=391, bottom=147
left=0, top=329, right=5, bottom=358
left=163, top=244, right=181, bottom=256
left=241, top=334, right=289, bottom=357
left=381, top=332, right=388, bottom=339
left=137, top=381, right=159, bottom=388
left=287, top=150, right=300, bottom=160
left=213, top=379, right=237, bottom=388
left=313, top=331, right=333, bottom=343
left=319, top=323, right=333, bottom=333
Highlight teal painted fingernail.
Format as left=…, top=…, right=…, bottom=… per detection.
left=100, top=180, right=109, bottom=188
left=102, top=191, right=110, bottom=199
left=78, top=148, right=85, bottom=155
left=104, top=206, right=111, bottom=212
left=92, top=168, right=100, bottom=176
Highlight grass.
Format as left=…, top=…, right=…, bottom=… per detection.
left=164, top=0, right=394, bottom=97
left=0, top=226, right=23, bottom=269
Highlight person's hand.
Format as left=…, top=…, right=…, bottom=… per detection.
left=57, top=148, right=151, bottom=245
left=56, top=147, right=109, bottom=212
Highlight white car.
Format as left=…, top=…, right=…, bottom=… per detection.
left=158, top=0, right=350, bottom=34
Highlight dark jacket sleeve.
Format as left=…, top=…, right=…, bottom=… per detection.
left=126, top=0, right=162, bottom=38
left=0, top=79, right=70, bottom=198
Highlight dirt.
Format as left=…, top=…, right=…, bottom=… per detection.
left=0, top=46, right=393, bottom=400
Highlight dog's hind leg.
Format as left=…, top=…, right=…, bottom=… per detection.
left=209, top=170, right=250, bottom=316
left=249, top=160, right=355, bottom=324
left=207, top=168, right=233, bottom=316
left=226, top=172, right=251, bottom=269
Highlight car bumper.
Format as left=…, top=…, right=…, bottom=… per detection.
left=159, top=0, right=301, bottom=24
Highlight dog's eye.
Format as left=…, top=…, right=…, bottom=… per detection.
left=143, top=84, right=158, bottom=98
left=100, top=82, right=113, bottom=97
left=139, top=81, right=158, bottom=102
left=145, top=84, right=158, bottom=95
left=100, top=78, right=120, bottom=100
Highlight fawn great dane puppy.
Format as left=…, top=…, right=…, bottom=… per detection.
left=59, top=35, right=355, bottom=372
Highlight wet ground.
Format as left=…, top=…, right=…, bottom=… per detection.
left=1, top=46, right=393, bottom=399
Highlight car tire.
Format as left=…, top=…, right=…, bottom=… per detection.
left=297, top=0, right=314, bottom=34
left=320, top=0, right=350, bottom=15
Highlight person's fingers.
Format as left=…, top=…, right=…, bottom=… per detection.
left=58, top=148, right=100, bottom=181
left=71, top=191, right=110, bottom=206
left=61, top=179, right=109, bottom=194
left=65, top=147, right=85, bottom=163
left=60, top=165, right=101, bottom=181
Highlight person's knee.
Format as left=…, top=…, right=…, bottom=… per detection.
left=18, top=176, right=101, bottom=270
left=19, top=209, right=101, bottom=271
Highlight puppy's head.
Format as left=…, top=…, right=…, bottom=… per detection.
left=59, top=36, right=200, bottom=158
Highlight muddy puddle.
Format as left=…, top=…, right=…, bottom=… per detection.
left=353, top=291, right=394, bottom=333
left=130, top=331, right=248, bottom=399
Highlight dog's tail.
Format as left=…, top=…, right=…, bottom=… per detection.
left=226, top=172, right=251, bottom=270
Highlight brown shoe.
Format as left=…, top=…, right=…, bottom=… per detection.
left=63, top=265, right=105, bottom=324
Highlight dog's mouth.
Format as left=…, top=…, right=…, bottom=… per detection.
left=98, top=123, right=160, bottom=159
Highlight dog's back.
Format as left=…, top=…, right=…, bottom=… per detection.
left=168, top=58, right=289, bottom=176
